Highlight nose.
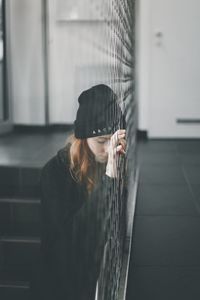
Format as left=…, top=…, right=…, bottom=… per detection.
left=104, top=140, right=110, bottom=153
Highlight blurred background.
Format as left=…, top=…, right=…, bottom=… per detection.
left=1, top=0, right=200, bottom=137
left=0, top=0, right=200, bottom=300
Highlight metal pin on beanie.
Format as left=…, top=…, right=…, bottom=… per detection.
left=74, top=84, right=123, bottom=139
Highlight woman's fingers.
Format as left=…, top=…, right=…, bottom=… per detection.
left=110, top=140, right=126, bottom=157
left=118, top=138, right=126, bottom=149
left=111, top=129, right=126, bottom=147
left=106, top=129, right=126, bottom=177
left=112, top=129, right=126, bottom=139
left=116, top=129, right=126, bottom=138
left=116, top=144, right=123, bottom=152
left=116, top=144, right=126, bottom=155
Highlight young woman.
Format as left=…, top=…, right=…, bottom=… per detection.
left=30, top=84, right=126, bottom=300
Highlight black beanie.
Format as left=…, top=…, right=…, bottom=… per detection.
left=74, top=84, right=124, bottom=139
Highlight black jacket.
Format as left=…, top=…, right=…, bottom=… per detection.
left=30, top=144, right=116, bottom=300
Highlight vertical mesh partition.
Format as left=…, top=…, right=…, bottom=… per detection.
left=96, top=2, right=135, bottom=300
left=47, top=0, right=137, bottom=299
left=66, top=0, right=137, bottom=299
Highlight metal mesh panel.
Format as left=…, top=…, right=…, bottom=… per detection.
left=94, top=1, right=136, bottom=299
left=69, top=0, right=137, bottom=299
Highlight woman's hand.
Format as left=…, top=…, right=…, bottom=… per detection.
left=105, top=129, right=126, bottom=178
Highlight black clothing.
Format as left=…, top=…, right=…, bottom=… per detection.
left=30, top=144, right=116, bottom=300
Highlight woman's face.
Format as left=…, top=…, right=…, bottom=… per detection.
left=87, top=134, right=112, bottom=163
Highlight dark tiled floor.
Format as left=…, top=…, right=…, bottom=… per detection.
left=126, top=139, right=200, bottom=300
left=1, top=133, right=200, bottom=299
left=0, top=131, right=71, bottom=167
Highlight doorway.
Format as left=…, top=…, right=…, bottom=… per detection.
left=149, top=0, right=200, bottom=138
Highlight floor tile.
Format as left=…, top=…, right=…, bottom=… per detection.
left=135, top=184, right=198, bottom=216
left=191, top=185, right=200, bottom=207
left=183, top=166, right=200, bottom=184
left=176, top=140, right=200, bottom=154
left=131, top=216, right=200, bottom=266
left=180, top=153, right=200, bottom=165
left=138, top=152, right=181, bottom=165
left=126, top=266, right=200, bottom=300
left=139, top=166, right=186, bottom=184
left=138, top=140, right=177, bottom=153
left=0, top=132, right=69, bottom=167
left=0, top=167, right=20, bottom=186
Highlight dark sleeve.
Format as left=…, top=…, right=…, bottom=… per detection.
left=38, top=158, right=74, bottom=300
left=38, top=156, right=116, bottom=300
left=70, top=174, right=116, bottom=300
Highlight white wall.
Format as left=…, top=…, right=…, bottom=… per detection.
left=9, top=0, right=46, bottom=125
left=8, top=0, right=134, bottom=126
left=47, top=0, right=114, bottom=124
left=137, top=0, right=151, bottom=132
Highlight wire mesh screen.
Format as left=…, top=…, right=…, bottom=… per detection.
left=55, top=0, right=137, bottom=299
left=37, top=0, right=137, bottom=299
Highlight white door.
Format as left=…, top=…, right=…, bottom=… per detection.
left=149, top=0, right=200, bottom=138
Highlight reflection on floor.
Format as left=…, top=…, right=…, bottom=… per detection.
left=0, top=130, right=72, bottom=167
left=126, top=139, right=200, bottom=300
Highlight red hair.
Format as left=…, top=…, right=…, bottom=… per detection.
left=65, top=134, right=105, bottom=194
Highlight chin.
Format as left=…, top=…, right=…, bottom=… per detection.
left=95, top=156, right=108, bottom=163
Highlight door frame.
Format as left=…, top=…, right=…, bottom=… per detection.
left=148, top=0, right=200, bottom=138
left=0, top=0, right=13, bottom=135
